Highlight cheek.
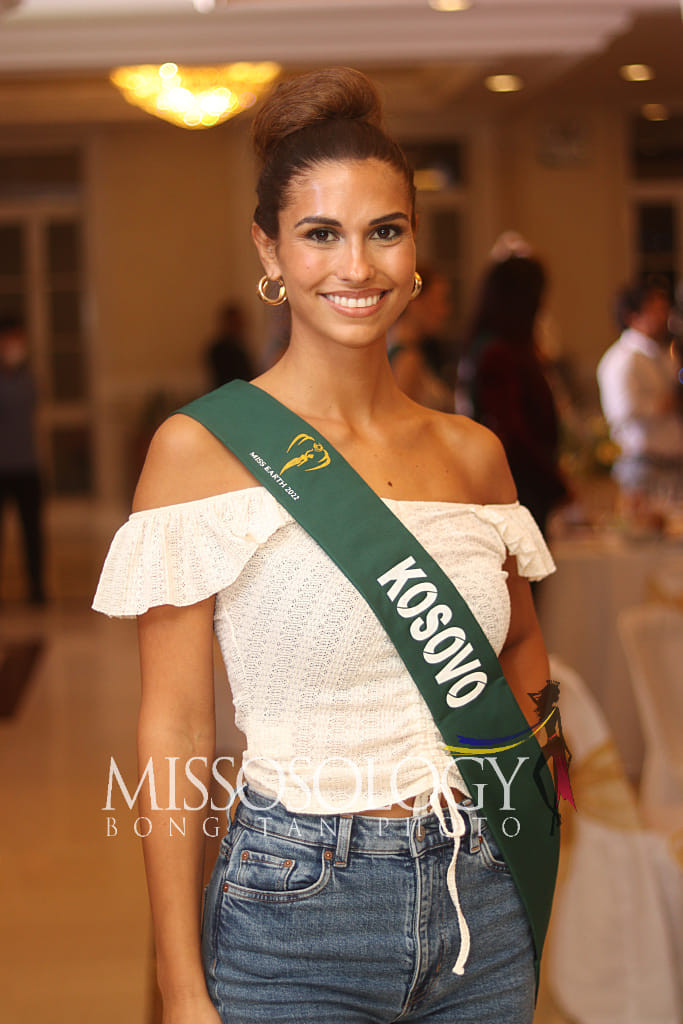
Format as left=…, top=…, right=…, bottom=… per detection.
left=284, top=253, right=327, bottom=289
left=392, top=246, right=416, bottom=283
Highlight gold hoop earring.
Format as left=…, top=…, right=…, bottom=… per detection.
left=410, top=272, right=423, bottom=300
left=258, top=275, right=287, bottom=306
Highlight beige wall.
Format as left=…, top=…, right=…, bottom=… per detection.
left=494, top=101, right=632, bottom=375
left=90, top=117, right=263, bottom=387
left=394, top=99, right=635, bottom=391
left=85, top=118, right=265, bottom=506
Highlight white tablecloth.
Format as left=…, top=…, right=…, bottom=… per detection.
left=537, top=532, right=683, bottom=781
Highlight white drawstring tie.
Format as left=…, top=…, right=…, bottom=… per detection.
left=412, top=785, right=471, bottom=976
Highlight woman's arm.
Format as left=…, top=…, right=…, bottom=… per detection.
left=498, top=555, right=550, bottom=728
left=137, top=598, right=222, bottom=1022
left=449, top=419, right=551, bottom=723
left=132, top=416, right=235, bottom=1023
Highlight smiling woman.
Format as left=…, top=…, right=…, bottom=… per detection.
left=249, top=68, right=418, bottom=355
left=92, top=66, right=562, bottom=1024
left=252, top=159, right=416, bottom=350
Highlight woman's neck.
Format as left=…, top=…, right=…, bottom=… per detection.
left=257, top=335, right=405, bottom=430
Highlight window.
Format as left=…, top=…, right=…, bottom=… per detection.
left=636, top=202, right=677, bottom=293
left=0, top=148, right=93, bottom=498
left=632, top=114, right=683, bottom=181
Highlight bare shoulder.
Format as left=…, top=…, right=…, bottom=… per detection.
left=432, top=411, right=518, bottom=505
left=132, top=412, right=258, bottom=513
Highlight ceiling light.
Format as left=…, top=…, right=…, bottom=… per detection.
left=192, top=0, right=216, bottom=11
left=110, top=62, right=280, bottom=130
left=429, top=0, right=473, bottom=11
left=619, top=64, right=654, bottom=82
left=414, top=168, right=450, bottom=191
left=641, top=103, right=669, bottom=122
left=485, top=74, right=523, bottom=93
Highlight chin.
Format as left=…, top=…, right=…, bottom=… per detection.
left=294, top=311, right=397, bottom=351
left=328, top=322, right=394, bottom=350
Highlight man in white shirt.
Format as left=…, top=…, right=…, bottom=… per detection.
left=597, top=282, right=683, bottom=497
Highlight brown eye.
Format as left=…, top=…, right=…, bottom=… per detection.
left=372, top=224, right=402, bottom=241
left=307, top=228, right=337, bottom=243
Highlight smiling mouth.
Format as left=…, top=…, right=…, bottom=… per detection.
left=322, top=291, right=386, bottom=310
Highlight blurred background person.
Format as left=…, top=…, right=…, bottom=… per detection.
left=0, top=317, right=45, bottom=605
left=388, top=266, right=455, bottom=411
left=258, top=301, right=291, bottom=371
left=456, top=253, right=569, bottom=536
left=205, top=302, right=254, bottom=389
left=597, top=280, right=683, bottom=510
left=669, top=279, right=683, bottom=374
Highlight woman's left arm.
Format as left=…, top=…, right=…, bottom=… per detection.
left=449, top=417, right=551, bottom=725
left=499, top=555, right=550, bottom=728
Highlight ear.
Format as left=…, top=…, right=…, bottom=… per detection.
left=251, top=222, right=282, bottom=279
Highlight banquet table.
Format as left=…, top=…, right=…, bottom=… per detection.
left=537, top=530, right=683, bottom=783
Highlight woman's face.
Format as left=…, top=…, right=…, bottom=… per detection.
left=253, top=158, right=416, bottom=353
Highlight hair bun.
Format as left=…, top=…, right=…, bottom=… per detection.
left=252, top=67, right=383, bottom=164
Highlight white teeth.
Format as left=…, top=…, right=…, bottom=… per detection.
left=325, top=293, right=382, bottom=309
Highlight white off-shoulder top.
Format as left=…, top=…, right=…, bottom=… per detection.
left=93, top=484, right=554, bottom=812
left=93, top=485, right=555, bottom=973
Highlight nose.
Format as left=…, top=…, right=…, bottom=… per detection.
left=338, top=237, right=373, bottom=284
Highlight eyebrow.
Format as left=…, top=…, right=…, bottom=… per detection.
left=294, top=212, right=410, bottom=229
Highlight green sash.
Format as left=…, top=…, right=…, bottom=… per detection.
left=178, top=379, right=559, bottom=988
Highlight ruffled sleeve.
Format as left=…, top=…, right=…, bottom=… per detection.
left=477, top=502, right=556, bottom=581
left=92, top=488, right=290, bottom=618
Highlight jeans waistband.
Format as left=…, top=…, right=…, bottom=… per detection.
left=231, top=784, right=485, bottom=860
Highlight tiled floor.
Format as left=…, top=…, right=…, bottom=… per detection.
left=0, top=601, right=152, bottom=1024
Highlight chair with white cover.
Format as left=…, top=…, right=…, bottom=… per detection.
left=648, top=565, right=683, bottom=610
left=534, top=654, right=680, bottom=1024
left=617, top=603, right=683, bottom=812
left=617, top=604, right=683, bottom=1002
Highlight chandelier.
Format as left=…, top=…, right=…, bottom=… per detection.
left=110, top=61, right=280, bottom=130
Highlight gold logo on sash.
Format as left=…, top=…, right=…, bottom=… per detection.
left=280, top=433, right=331, bottom=475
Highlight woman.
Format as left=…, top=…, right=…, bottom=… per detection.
left=457, top=254, right=568, bottom=536
left=94, top=68, right=559, bottom=1024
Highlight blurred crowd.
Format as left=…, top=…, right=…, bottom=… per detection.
left=386, top=233, right=683, bottom=540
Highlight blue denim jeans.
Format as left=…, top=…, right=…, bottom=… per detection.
left=201, top=785, right=535, bottom=1023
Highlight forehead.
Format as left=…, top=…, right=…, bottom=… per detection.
left=282, top=158, right=412, bottom=222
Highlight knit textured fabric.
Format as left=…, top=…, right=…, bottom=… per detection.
left=93, top=486, right=555, bottom=814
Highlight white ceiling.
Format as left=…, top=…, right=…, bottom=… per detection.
left=0, top=0, right=680, bottom=72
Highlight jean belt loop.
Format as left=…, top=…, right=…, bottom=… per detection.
left=334, top=814, right=353, bottom=868
left=454, top=795, right=478, bottom=853
left=469, top=807, right=482, bottom=854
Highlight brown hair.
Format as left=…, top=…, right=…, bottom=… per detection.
left=252, top=67, right=415, bottom=238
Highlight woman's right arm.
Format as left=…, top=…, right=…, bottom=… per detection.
left=132, top=415, right=240, bottom=1023
left=137, top=598, right=223, bottom=1024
